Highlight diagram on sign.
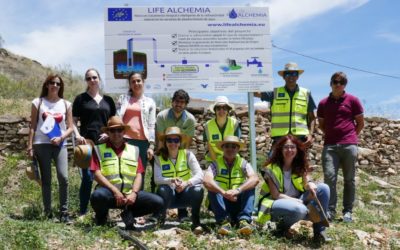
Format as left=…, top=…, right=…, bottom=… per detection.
left=112, top=36, right=266, bottom=79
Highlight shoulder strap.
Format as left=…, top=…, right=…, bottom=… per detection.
left=36, top=98, right=42, bottom=124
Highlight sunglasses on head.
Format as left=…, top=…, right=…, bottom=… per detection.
left=48, top=81, right=61, bottom=87
left=223, top=143, right=239, bottom=149
left=86, top=76, right=98, bottom=81
left=283, top=71, right=299, bottom=77
left=332, top=80, right=346, bottom=85
left=108, top=128, right=124, bottom=133
left=166, top=137, right=180, bottom=144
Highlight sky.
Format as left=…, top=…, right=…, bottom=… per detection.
left=1, top=0, right=399, bottom=119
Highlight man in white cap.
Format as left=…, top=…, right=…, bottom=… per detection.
left=255, top=62, right=316, bottom=148
left=204, top=96, right=241, bottom=162
left=89, top=116, right=163, bottom=229
left=204, top=136, right=259, bottom=236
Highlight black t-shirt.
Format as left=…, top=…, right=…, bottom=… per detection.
left=72, top=92, right=116, bottom=143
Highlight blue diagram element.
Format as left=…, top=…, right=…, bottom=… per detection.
left=200, top=83, right=208, bottom=88
left=247, top=57, right=263, bottom=67
left=229, top=9, right=238, bottom=19
left=108, top=8, right=132, bottom=21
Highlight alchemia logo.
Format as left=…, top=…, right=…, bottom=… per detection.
left=228, top=8, right=267, bottom=19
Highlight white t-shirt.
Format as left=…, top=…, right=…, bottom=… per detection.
left=32, top=97, right=71, bottom=145
left=283, top=170, right=301, bottom=198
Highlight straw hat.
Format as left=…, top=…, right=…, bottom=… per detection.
left=209, top=96, right=234, bottom=113
left=278, top=62, right=304, bottom=76
left=101, top=116, right=129, bottom=133
left=159, top=126, right=189, bottom=143
left=74, top=139, right=94, bottom=169
left=216, top=135, right=245, bottom=151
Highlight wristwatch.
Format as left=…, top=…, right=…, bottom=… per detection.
left=236, top=187, right=241, bottom=194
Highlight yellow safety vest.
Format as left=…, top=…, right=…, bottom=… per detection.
left=96, top=143, right=139, bottom=195
left=257, top=163, right=304, bottom=224
left=205, top=117, right=238, bottom=162
left=214, top=155, right=246, bottom=191
left=271, top=86, right=310, bottom=137
left=158, top=149, right=191, bottom=181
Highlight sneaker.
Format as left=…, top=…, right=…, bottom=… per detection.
left=218, top=221, right=233, bottom=235
left=326, top=211, right=335, bottom=222
left=60, top=213, right=72, bottom=225
left=238, top=220, right=254, bottom=236
left=314, top=230, right=333, bottom=243
left=343, top=212, right=353, bottom=223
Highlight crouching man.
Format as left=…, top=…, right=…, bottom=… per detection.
left=90, top=116, right=163, bottom=229
left=204, top=136, right=259, bottom=236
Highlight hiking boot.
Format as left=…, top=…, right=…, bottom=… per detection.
left=192, top=224, right=204, bottom=235
left=218, top=221, right=233, bottom=235
left=60, top=213, right=72, bottom=225
left=314, top=230, right=333, bottom=243
left=237, top=220, right=254, bottom=236
left=343, top=212, right=353, bottom=223
left=121, top=209, right=135, bottom=230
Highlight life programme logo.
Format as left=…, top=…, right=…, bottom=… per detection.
left=228, top=8, right=267, bottom=19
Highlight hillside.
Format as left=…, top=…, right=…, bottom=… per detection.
left=0, top=48, right=85, bottom=116
left=0, top=48, right=399, bottom=249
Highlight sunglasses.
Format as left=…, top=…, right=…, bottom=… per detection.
left=223, top=143, right=239, bottom=149
left=283, top=71, right=299, bottom=77
left=166, top=137, right=180, bottom=144
left=332, top=80, right=346, bottom=85
left=108, top=128, right=124, bottom=133
left=86, top=76, right=98, bottom=81
left=283, top=144, right=297, bottom=150
left=48, top=81, right=61, bottom=87
left=215, top=106, right=229, bottom=111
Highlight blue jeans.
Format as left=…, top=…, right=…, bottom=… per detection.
left=208, top=188, right=255, bottom=224
left=322, top=144, right=357, bottom=215
left=126, top=139, right=150, bottom=190
left=157, top=185, right=203, bottom=224
left=270, top=183, right=330, bottom=233
left=90, top=186, right=164, bottom=221
left=79, top=168, right=93, bottom=215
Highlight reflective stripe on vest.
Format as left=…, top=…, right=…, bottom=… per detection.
left=214, top=155, right=246, bottom=191
left=159, top=149, right=191, bottom=181
left=271, top=86, right=310, bottom=137
left=97, top=143, right=139, bottom=195
left=257, top=163, right=304, bottom=224
left=205, top=117, right=238, bottom=162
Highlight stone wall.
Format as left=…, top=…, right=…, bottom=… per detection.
left=1, top=110, right=399, bottom=175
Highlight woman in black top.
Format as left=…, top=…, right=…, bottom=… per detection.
left=72, top=68, right=116, bottom=215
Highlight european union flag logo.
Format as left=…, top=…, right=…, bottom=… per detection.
left=104, top=152, right=112, bottom=158
left=162, top=164, right=171, bottom=171
left=212, top=134, right=219, bottom=140
left=221, top=169, right=228, bottom=175
left=108, top=8, right=132, bottom=21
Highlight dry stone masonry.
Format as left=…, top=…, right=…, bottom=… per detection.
left=0, top=109, right=398, bottom=176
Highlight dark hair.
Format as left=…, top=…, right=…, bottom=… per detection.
left=39, top=74, right=64, bottom=98
left=85, top=68, right=101, bottom=92
left=127, top=71, right=145, bottom=96
left=172, top=89, right=190, bottom=104
left=330, top=71, right=348, bottom=85
left=265, top=135, right=309, bottom=176
left=157, top=135, right=182, bottom=161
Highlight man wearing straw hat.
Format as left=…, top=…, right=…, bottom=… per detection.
left=204, top=136, right=259, bottom=236
left=89, top=116, right=163, bottom=229
left=255, top=62, right=316, bottom=148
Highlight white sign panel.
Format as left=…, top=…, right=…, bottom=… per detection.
left=104, top=6, right=272, bottom=93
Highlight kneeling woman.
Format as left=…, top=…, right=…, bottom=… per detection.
left=257, top=135, right=332, bottom=242
left=154, top=127, right=204, bottom=232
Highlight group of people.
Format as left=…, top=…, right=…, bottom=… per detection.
left=27, top=62, right=364, bottom=242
